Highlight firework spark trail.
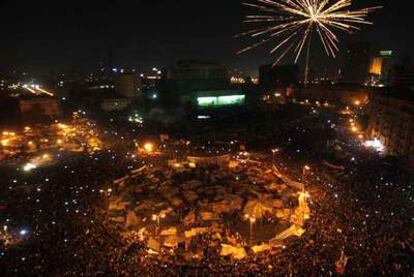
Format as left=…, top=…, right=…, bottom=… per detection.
left=238, top=0, right=381, bottom=66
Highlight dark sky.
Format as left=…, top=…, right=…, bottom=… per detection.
left=0, top=0, right=412, bottom=75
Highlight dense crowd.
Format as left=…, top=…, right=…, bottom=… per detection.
left=0, top=106, right=413, bottom=276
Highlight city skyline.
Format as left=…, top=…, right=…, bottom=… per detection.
left=1, top=0, right=412, bottom=75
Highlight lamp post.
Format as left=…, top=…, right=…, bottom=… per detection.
left=271, top=148, right=279, bottom=164
left=302, top=165, right=310, bottom=184
left=244, top=214, right=256, bottom=245
left=152, top=213, right=166, bottom=236
left=100, top=188, right=112, bottom=223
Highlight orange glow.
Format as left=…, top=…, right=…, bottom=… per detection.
left=369, top=57, right=383, bottom=75
left=1, top=139, right=10, bottom=146
left=143, top=142, right=154, bottom=153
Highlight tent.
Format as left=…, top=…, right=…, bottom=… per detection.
left=147, top=237, right=161, bottom=252
left=243, top=199, right=274, bottom=219
left=183, top=211, right=196, bottom=226
left=251, top=243, right=272, bottom=253
left=270, top=225, right=305, bottom=243
left=126, top=211, right=140, bottom=227
left=160, top=227, right=178, bottom=236
left=220, top=244, right=247, bottom=260
left=184, top=227, right=210, bottom=238
left=163, top=235, right=184, bottom=248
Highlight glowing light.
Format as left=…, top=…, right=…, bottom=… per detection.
left=19, top=229, right=28, bottom=236
left=1, top=139, right=10, bottom=146
left=143, top=142, right=154, bottom=153
left=197, top=95, right=246, bottom=107
left=36, top=87, right=54, bottom=96
left=23, top=163, right=37, bottom=172
left=237, top=0, right=381, bottom=65
left=364, top=138, right=385, bottom=152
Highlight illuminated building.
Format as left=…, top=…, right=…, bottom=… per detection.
left=164, top=61, right=247, bottom=109
left=367, top=91, right=414, bottom=168
left=367, top=50, right=394, bottom=87
left=196, top=91, right=245, bottom=108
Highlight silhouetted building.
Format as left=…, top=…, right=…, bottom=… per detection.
left=367, top=90, right=414, bottom=168
left=165, top=60, right=229, bottom=95
left=295, top=84, right=370, bottom=106
left=163, top=61, right=245, bottom=109
left=100, top=98, right=132, bottom=112
left=342, top=41, right=370, bottom=85
left=114, top=72, right=141, bottom=99
left=19, top=95, right=62, bottom=123
left=259, top=64, right=299, bottom=92
left=390, top=65, right=414, bottom=90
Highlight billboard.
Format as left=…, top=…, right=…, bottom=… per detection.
left=197, top=95, right=245, bottom=108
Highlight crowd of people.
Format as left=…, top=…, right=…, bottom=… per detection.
left=1, top=105, right=413, bottom=276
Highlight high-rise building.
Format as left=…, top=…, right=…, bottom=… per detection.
left=390, top=65, right=414, bottom=90
left=367, top=50, right=394, bottom=87
left=341, top=41, right=370, bottom=85
left=163, top=61, right=245, bottom=109
left=165, top=60, right=230, bottom=94
left=114, top=72, right=141, bottom=99
left=367, top=90, right=414, bottom=168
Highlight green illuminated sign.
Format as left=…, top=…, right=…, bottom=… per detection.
left=197, top=95, right=245, bottom=108
left=379, top=50, right=392, bottom=57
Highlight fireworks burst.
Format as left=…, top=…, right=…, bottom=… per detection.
left=237, top=0, right=381, bottom=66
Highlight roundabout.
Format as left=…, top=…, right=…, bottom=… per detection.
left=103, top=154, right=311, bottom=262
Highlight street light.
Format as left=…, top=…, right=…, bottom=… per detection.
left=271, top=148, right=279, bottom=164
left=244, top=214, right=256, bottom=245
left=152, top=213, right=166, bottom=235
left=302, top=165, right=311, bottom=182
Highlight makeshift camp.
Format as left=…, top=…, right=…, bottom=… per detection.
left=160, top=227, right=177, bottom=236
left=276, top=209, right=292, bottom=220
left=108, top=199, right=129, bottom=211
left=163, top=235, right=183, bottom=248
left=147, top=237, right=161, bottom=252
left=251, top=243, right=272, bottom=253
left=126, top=211, right=140, bottom=227
left=200, top=212, right=218, bottom=221
left=184, top=227, right=210, bottom=238
left=270, top=225, right=305, bottom=243
left=183, top=211, right=196, bottom=226
left=243, top=199, right=274, bottom=219
left=220, top=244, right=247, bottom=260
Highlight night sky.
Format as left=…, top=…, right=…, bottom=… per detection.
left=0, top=0, right=412, bottom=75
